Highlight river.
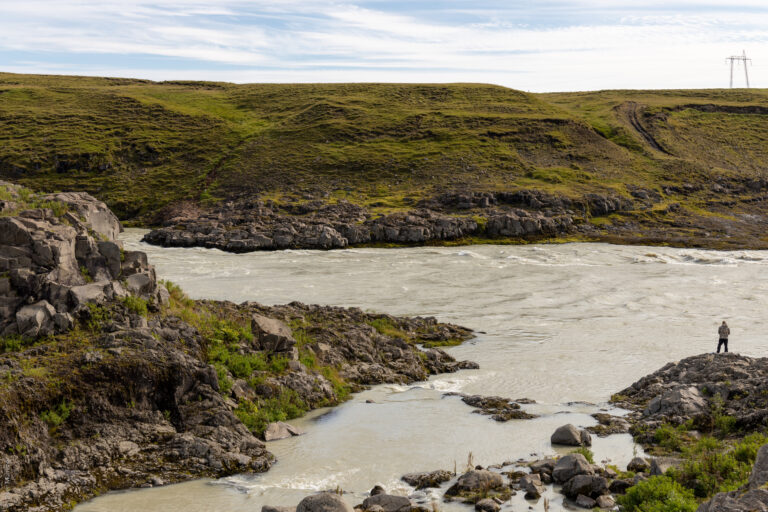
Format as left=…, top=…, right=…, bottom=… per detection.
left=75, top=230, right=768, bottom=511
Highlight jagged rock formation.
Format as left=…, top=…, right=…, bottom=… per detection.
left=141, top=190, right=632, bottom=252
left=613, top=353, right=768, bottom=437
left=0, top=181, right=164, bottom=337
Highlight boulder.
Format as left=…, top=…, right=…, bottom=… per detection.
left=297, top=493, right=353, bottom=512
left=529, top=458, right=556, bottom=476
left=644, top=386, right=706, bottom=418
left=475, top=498, right=500, bottom=512
left=445, top=470, right=504, bottom=495
left=45, top=192, right=122, bottom=241
left=609, top=478, right=633, bottom=494
left=69, top=283, right=109, bottom=308
left=370, top=485, right=386, bottom=496
left=561, top=474, right=608, bottom=499
left=627, top=457, right=650, bottom=473
left=252, top=314, right=297, bottom=353
left=552, top=454, right=594, bottom=484
left=520, top=473, right=545, bottom=499
left=650, top=456, right=682, bottom=476
left=596, top=495, right=615, bottom=509
left=401, top=470, right=453, bottom=489
left=697, top=489, right=768, bottom=512
left=749, top=444, right=768, bottom=490
left=263, top=421, right=305, bottom=442
left=551, top=424, right=592, bottom=446
left=575, top=495, right=597, bottom=509
left=361, top=494, right=412, bottom=512
left=263, top=507, right=296, bottom=512
left=15, top=300, right=56, bottom=337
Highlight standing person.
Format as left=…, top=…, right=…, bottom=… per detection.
left=717, top=321, right=730, bottom=353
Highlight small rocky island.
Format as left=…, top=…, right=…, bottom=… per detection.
left=0, top=182, right=477, bottom=511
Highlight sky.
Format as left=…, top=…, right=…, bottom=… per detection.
left=0, top=1, right=767, bottom=92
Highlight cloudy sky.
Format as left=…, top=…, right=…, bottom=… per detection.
left=0, top=1, right=766, bottom=91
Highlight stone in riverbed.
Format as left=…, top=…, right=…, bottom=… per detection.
left=596, top=495, right=615, bottom=509
left=627, top=456, right=650, bottom=473
left=263, top=421, right=305, bottom=441
left=519, top=473, right=545, bottom=499
left=551, top=424, right=592, bottom=446
left=575, top=494, right=597, bottom=509
left=475, top=498, right=500, bottom=512
left=445, top=470, right=504, bottom=495
left=361, top=494, right=412, bottom=512
left=552, top=454, right=594, bottom=484
left=297, top=493, right=353, bottom=512
left=561, top=474, right=608, bottom=499
left=401, top=470, right=452, bottom=489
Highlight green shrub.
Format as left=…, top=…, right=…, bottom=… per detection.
left=85, top=303, right=111, bottom=331
left=368, top=317, right=406, bottom=339
left=40, top=400, right=73, bottom=429
left=571, top=446, right=594, bottom=463
left=618, top=475, right=697, bottom=512
left=121, top=296, right=148, bottom=317
left=0, top=335, right=28, bottom=353
left=214, top=363, right=233, bottom=394
left=234, top=390, right=308, bottom=435
left=668, top=434, right=768, bottom=498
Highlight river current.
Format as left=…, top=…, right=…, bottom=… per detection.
left=75, top=230, right=768, bottom=511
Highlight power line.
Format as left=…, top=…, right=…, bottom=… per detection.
left=726, top=50, right=751, bottom=88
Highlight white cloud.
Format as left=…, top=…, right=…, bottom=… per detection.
left=0, top=1, right=766, bottom=90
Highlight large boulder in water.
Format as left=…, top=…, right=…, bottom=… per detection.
left=551, top=424, right=592, bottom=446
left=297, top=493, right=353, bottom=512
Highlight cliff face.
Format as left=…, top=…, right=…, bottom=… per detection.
left=0, top=181, right=164, bottom=337
left=0, top=183, right=274, bottom=511
left=0, top=182, right=476, bottom=511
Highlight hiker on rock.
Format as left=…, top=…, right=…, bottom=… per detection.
left=717, top=321, right=730, bottom=353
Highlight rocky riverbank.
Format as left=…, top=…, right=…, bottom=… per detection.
left=141, top=184, right=768, bottom=253
left=140, top=190, right=627, bottom=252
left=265, top=353, right=768, bottom=512
left=0, top=182, right=477, bottom=512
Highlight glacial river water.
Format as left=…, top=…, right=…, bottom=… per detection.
left=75, top=230, right=768, bottom=512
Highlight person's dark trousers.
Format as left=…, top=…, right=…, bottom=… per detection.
left=717, top=338, right=728, bottom=353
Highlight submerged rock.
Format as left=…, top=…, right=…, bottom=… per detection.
left=401, top=470, right=453, bottom=489
left=263, top=421, right=305, bottom=442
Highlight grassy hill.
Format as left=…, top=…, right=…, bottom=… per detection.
left=1, top=72, right=768, bottom=229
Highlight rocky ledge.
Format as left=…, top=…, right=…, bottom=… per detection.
left=612, top=353, right=768, bottom=439
left=142, top=189, right=632, bottom=252
left=0, top=182, right=478, bottom=512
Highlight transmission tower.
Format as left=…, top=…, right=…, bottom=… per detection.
left=726, top=50, right=751, bottom=88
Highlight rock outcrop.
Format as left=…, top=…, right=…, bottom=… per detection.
left=0, top=182, right=164, bottom=337
left=613, top=353, right=768, bottom=437
left=142, top=189, right=634, bottom=253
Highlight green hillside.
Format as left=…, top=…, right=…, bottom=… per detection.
left=1, top=72, right=767, bottom=228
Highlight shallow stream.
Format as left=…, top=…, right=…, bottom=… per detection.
left=76, top=231, right=768, bottom=511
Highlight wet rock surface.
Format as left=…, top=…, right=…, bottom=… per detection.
left=446, top=393, right=538, bottom=421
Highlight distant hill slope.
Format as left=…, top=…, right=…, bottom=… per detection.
left=1, top=73, right=767, bottom=238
